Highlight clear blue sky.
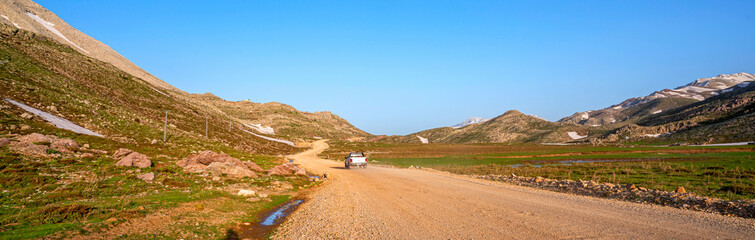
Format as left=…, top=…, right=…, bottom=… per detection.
left=38, top=0, right=755, bottom=135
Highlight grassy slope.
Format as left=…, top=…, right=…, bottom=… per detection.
left=189, top=93, right=371, bottom=140
left=0, top=24, right=317, bottom=238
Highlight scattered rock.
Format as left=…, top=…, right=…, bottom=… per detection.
left=80, top=153, right=94, bottom=159
left=19, top=125, right=31, bottom=130
left=136, top=172, right=155, bottom=181
left=268, top=162, right=305, bottom=176
left=51, top=138, right=79, bottom=152
left=295, top=168, right=307, bottom=176
left=246, top=198, right=261, bottom=202
left=0, top=137, right=9, bottom=147
left=20, top=112, right=33, bottom=119
left=237, top=189, right=256, bottom=197
left=244, top=161, right=264, bottom=172
left=475, top=174, right=755, bottom=219
left=205, top=162, right=257, bottom=178
left=258, top=193, right=269, bottom=198
left=9, top=141, right=49, bottom=157
left=177, top=150, right=257, bottom=178
left=115, top=152, right=152, bottom=168
left=106, top=218, right=118, bottom=223
left=112, top=148, right=134, bottom=159
left=17, top=133, right=50, bottom=143
left=82, top=144, right=90, bottom=149
left=212, top=176, right=221, bottom=181
left=150, top=139, right=159, bottom=144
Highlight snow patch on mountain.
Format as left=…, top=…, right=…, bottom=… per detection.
left=242, top=123, right=275, bottom=135
left=652, top=110, right=663, bottom=114
left=5, top=98, right=103, bottom=137
left=451, top=117, right=490, bottom=128
left=567, top=132, right=587, bottom=140
left=26, top=12, right=88, bottom=54
left=1, top=15, right=21, bottom=29
left=239, top=127, right=293, bottom=146
left=416, top=135, right=429, bottom=144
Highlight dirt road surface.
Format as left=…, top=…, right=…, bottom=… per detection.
left=272, top=140, right=755, bottom=239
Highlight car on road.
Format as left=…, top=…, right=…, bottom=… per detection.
left=345, top=152, right=367, bottom=169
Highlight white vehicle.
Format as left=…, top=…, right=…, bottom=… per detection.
left=345, top=152, right=367, bottom=168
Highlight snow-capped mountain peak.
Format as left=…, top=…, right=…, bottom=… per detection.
left=451, top=117, right=490, bottom=129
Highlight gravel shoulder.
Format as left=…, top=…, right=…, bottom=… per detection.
left=273, top=140, right=755, bottom=239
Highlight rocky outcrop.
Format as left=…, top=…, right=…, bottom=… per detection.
left=17, top=133, right=50, bottom=143
left=112, top=148, right=133, bottom=159
left=476, top=174, right=755, bottom=218
left=115, top=152, right=152, bottom=168
left=136, top=172, right=155, bottom=181
left=204, top=162, right=257, bottom=178
left=8, top=133, right=82, bottom=157
left=176, top=150, right=258, bottom=178
left=268, top=162, right=307, bottom=176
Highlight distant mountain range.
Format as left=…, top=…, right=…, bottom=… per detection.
left=558, top=73, right=754, bottom=127
left=373, top=73, right=754, bottom=144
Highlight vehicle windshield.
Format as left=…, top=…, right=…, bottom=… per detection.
left=349, top=152, right=364, bottom=157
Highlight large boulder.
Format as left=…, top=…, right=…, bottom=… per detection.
left=178, top=150, right=245, bottom=167
left=115, top=152, right=152, bottom=168
left=50, top=138, right=80, bottom=153
left=136, top=172, right=155, bottom=181
left=204, top=162, right=257, bottom=178
left=9, top=141, right=50, bottom=157
left=0, top=137, right=9, bottom=147
left=244, top=161, right=264, bottom=172
left=176, top=150, right=258, bottom=178
left=112, top=148, right=133, bottom=159
left=268, top=162, right=305, bottom=176
left=17, top=133, right=51, bottom=144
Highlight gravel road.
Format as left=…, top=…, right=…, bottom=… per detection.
left=272, top=140, right=755, bottom=239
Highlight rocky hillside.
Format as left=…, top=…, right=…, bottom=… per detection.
left=0, top=0, right=370, bottom=143
left=559, top=73, right=755, bottom=127
left=189, top=93, right=370, bottom=140
left=592, top=81, right=755, bottom=144
left=0, top=23, right=299, bottom=154
left=381, top=110, right=588, bottom=144
left=0, top=0, right=176, bottom=91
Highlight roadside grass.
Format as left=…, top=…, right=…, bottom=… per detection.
left=329, top=141, right=755, bottom=200
left=0, top=139, right=309, bottom=239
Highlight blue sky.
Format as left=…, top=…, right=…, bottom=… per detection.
left=38, top=0, right=755, bottom=135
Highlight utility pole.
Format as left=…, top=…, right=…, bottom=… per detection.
left=205, top=115, right=208, bottom=138
left=163, top=110, right=170, bottom=142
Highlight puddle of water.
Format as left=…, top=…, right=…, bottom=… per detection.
left=261, top=200, right=303, bottom=226
left=237, top=199, right=305, bottom=239
left=507, top=164, right=543, bottom=168
left=558, top=159, right=646, bottom=164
